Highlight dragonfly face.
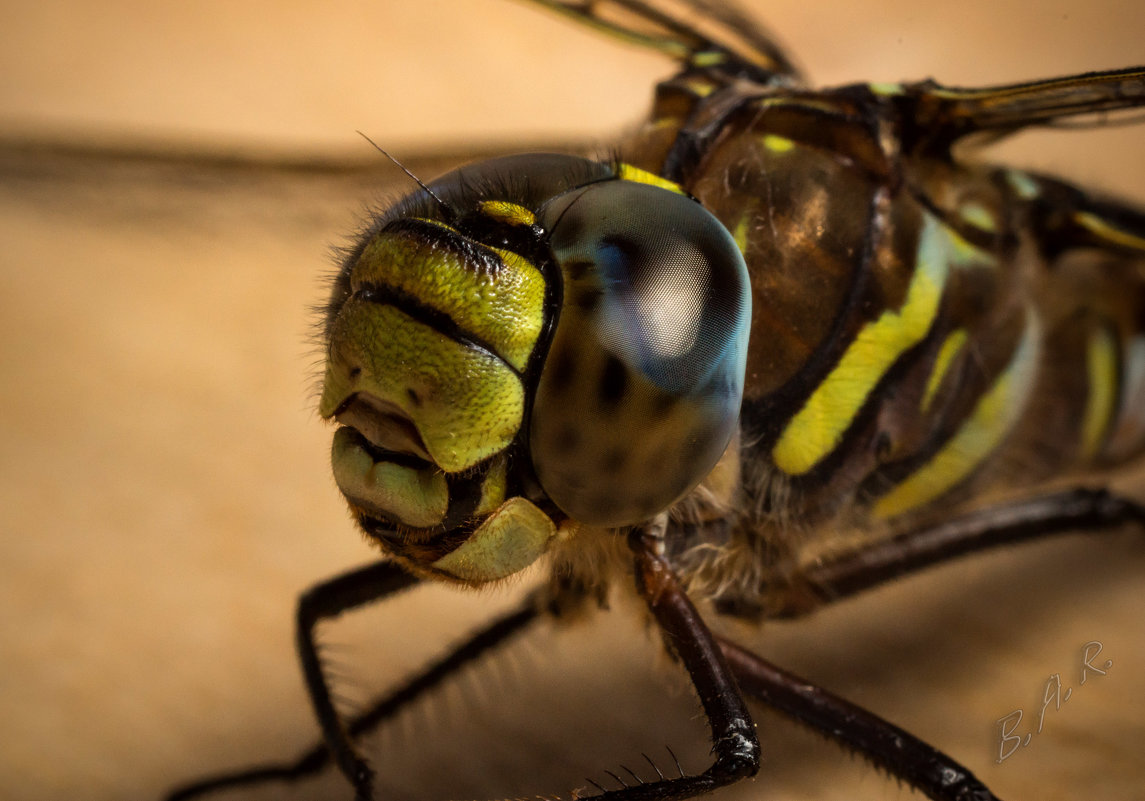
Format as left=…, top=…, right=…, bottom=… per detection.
left=319, top=153, right=750, bottom=583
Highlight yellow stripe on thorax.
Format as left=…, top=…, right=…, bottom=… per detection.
left=873, top=307, right=1042, bottom=519
left=1081, top=326, right=1117, bottom=459
left=772, top=214, right=954, bottom=475
left=731, top=212, right=752, bottom=255
left=1104, top=335, right=1145, bottom=460
left=616, top=163, right=685, bottom=194
left=921, top=328, right=968, bottom=413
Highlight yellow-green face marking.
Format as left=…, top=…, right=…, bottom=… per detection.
left=330, top=426, right=449, bottom=527
left=321, top=298, right=526, bottom=472
left=431, top=497, right=557, bottom=583
left=350, top=223, right=546, bottom=371
left=321, top=222, right=548, bottom=473
left=320, top=215, right=551, bottom=544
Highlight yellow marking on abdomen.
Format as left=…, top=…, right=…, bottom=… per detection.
left=692, top=51, right=727, bottom=68
left=1105, top=335, right=1145, bottom=460
left=921, top=328, right=968, bottom=413
left=873, top=308, right=1042, bottom=520
left=1005, top=170, right=1041, bottom=200
left=1074, top=211, right=1145, bottom=252
left=1081, top=326, right=1117, bottom=459
left=868, top=82, right=904, bottom=96
left=958, top=202, right=996, bottom=233
left=772, top=214, right=952, bottom=475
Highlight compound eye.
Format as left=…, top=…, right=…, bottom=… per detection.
left=530, top=180, right=751, bottom=526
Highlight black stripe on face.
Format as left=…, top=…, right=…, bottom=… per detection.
left=383, top=217, right=507, bottom=276
left=358, top=513, right=473, bottom=566
left=354, top=284, right=516, bottom=375
left=441, top=472, right=487, bottom=531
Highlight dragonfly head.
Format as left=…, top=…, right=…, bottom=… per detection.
left=319, top=155, right=750, bottom=585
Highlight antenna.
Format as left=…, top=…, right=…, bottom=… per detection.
left=355, top=131, right=452, bottom=218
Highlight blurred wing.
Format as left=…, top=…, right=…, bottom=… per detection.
left=525, top=0, right=801, bottom=81
left=905, top=66, right=1145, bottom=149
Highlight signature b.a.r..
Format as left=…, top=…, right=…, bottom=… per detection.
left=996, top=640, right=1113, bottom=763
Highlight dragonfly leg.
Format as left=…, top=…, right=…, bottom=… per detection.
left=166, top=560, right=542, bottom=801
left=778, top=487, right=1145, bottom=616
left=717, top=637, right=1002, bottom=801
left=582, top=523, right=759, bottom=800
left=295, top=560, right=420, bottom=800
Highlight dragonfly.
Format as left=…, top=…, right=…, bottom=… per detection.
left=167, top=1, right=1145, bottom=799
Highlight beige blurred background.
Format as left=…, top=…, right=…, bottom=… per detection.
left=2, top=1, right=1144, bottom=800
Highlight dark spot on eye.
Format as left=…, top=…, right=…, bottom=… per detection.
left=681, top=426, right=714, bottom=464
left=600, top=447, right=627, bottom=474
left=406, top=388, right=422, bottom=407
left=652, top=391, right=680, bottom=414
left=637, top=494, right=664, bottom=514
left=348, top=366, right=362, bottom=380
left=552, top=424, right=580, bottom=453
left=643, top=445, right=673, bottom=474
left=600, top=234, right=640, bottom=276
left=679, top=442, right=700, bottom=468
left=592, top=494, right=620, bottom=517
left=545, top=346, right=576, bottom=393
left=565, top=258, right=593, bottom=281
left=599, top=355, right=627, bottom=406
left=572, top=285, right=602, bottom=312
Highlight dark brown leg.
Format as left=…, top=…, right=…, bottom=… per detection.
left=296, top=561, right=420, bottom=800
left=581, top=525, right=760, bottom=800
left=718, top=637, right=1000, bottom=801
left=777, top=488, right=1145, bottom=616
left=167, top=561, right=541, bottom=801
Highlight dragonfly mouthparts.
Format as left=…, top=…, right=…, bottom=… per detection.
left=334, top=393, right=433, bottom=464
